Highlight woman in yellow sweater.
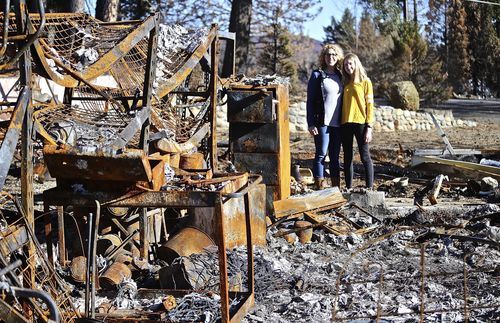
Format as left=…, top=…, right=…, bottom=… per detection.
left=341, top=53, right=374, bottom=189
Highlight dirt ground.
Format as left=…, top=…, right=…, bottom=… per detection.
left=290, top=99, right=500, bottom=197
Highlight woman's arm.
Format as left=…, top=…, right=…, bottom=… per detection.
left=306, top=71, right=320, bottom=135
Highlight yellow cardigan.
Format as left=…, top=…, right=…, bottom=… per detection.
left=341, top=79, right=374, bottom=125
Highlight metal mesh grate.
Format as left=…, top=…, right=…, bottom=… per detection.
left=29, top=13, right=136, bottom=73
left=0, top=192, right=79, bottom=322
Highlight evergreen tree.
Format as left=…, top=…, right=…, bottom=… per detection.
left=358, top=0, right=404, bottom=35
left=465, top=2, right=499, bottom=97
left=357, top=10, right=379, bottom=70
left=425, top=0, right=447, bottom=48
left=323, top=8, right=356, bottom=51
left=447, top=0, right=470, bottom=94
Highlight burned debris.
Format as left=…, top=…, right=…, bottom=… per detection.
left=1, top=2, right=500, bottom=323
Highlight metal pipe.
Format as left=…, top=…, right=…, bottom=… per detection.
left=90, top=200, right=101, bottom=318
left=10, top=287, right=60, bottom=322
left=0, top=259, right=22, bottom=277
left=84, top=210, right=93, bottom=317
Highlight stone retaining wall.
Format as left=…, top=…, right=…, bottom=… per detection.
left=213, top=102, right=477, bottom=135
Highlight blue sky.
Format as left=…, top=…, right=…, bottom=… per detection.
left=303, top=0, right=358, bottom=41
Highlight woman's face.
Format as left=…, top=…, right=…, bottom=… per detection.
left=344, top=58, right=356, bottom=76
left=323, top=48, right=339, bottom=69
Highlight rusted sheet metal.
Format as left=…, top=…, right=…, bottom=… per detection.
left=43, top=188, right=218, bottom=208
left=0, top=225, right=28, bottom=257
left=43, top=145, right=152, bottom=182
left=32, top=14, right=157, bottom=87
left=229, top=122, right=278, bottom=153
left=154, top=25, right=218, bottom=100
left=190, top=179, right=267, bottom=248
left=0, top=86, right=29, bottom=190
left=227, top=90, right=274, bottom=123
left=233, top=152, right=279, bottom=185
left=275, top=84, right=291, bottom=200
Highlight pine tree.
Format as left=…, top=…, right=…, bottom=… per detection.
left=447, top=0, right=470, bottom=94
left=357, top=10, right=379, bottom=70
left=465, top=2, right=499, bottom=97
left=323, top=8, right=356, bottom=51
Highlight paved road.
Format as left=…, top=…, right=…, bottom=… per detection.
left=426, top=98, right=500, bottom=120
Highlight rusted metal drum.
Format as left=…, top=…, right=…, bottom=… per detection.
left=179, top=152, right=204, bottom=170
left=99, top=262, right=132, bottom=289
left=96, top=234, right=122, bottom=258
left=70, top=256, right=87, bottom=283
left=107, top=206, right=129, bottom=217
left=157, top=227, right=214, bottom=263
left=295, top=221, right=313, bottom=244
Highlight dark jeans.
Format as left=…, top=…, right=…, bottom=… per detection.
left=313, top=126, right=341, bottom=178
left=341, top=123, right=374, bottom=188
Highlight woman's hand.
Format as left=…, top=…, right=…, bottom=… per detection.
left=364, top=127, right=373, bottom=143
left=308, top=126, right=318, bottom=136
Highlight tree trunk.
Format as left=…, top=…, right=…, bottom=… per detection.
left=69, top=0, right=85, bottom=12
left=222, top=0, right=252, bottom=77
left=96, top=0, right=119, bottom=22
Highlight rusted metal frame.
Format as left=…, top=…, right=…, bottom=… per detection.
left=110, top=217, right=142, bottom=251
left=15, top=5, right=36, bottom=317
left=44, top=204, right=54, bottom=267
left=0, top=0, right=45, bottom=69
left=0, top=86, right=29, bottom=190
left=0, top=0, right=10, bottom=57
left=108, top=106, right=150, bottom=152
left=33, top=15, right=156, bottom=87
left=155, top=25, right=218, bottom=99
left=209, top=25, right=219, bottom=171
left=0, top=298, right=30, bottom=322
left=139, top=13, right=159, bottom=155
left=43, top=188, right=218, bottom=208
left=463, top=253, right=469, bottom=323
left=214, top=194, right=230, bottom=323
left=139, top=208, right=149, bottom=259
left=9, top=287, right=61, bottom=323
left=105, top=228, right=139, bottom=260
left=41, top=52, right=128, bottom=115
left=0, top=78, right=19, bottom=101
left=84, top=201, right=101, bottom=319
left=57, top=206, right=66, bottom=266
left=244, top=191, right=254, bottom=295
left=419, top=243, right=427, bottom=322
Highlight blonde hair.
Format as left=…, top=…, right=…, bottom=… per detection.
left=318, top=43, right=344, bottom=72
left=343, top=53, right=368, bottom=84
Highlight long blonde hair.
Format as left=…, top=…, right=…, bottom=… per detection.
left=343, top=53, right=368, bottom=84
left=318, top=43, right=344, bottom=72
